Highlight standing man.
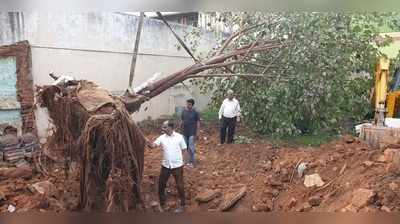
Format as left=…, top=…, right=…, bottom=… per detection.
left=218, top=89, right=241, bottom=145
left=148, top=121, right=187, bottom=213
left=180, top=99, right=200, bottom=168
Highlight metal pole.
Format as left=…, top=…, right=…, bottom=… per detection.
left=129, top=12, right=145, bottom=88
left=156, top=12, right=199, bottom=63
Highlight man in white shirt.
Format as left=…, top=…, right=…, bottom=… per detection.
left=148, top=120, right=187, bottom=212
left=218, top=89, right=241, bottom=144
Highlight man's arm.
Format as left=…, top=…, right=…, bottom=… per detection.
left=147, top=137, right=161, bottom=149
left=147, top=142, right=157, bottom=149
left=218, top=100, right=224, bottom=120
left=179, top=135, right=187, bottom=151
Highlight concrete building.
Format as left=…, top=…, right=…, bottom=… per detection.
left=151, top=12, right=232, bottom=34
left=0, top=12, right=218, bottom=139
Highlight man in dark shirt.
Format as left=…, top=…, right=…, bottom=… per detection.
left=180, top=99, right=200, bottom=168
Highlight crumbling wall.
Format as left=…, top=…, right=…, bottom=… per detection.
left=0, top=41, right=36, bottom=134
left=0, top=12, right=215, bottom=137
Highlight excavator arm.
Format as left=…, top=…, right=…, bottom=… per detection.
left=387, top=67, right=400, bottom=118
left=374, top=58, right=390, bottom=125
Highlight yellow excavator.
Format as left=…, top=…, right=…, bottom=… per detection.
left=373, top=57, right=400, bottom=126
left=359, top=58, right=400, bottom=147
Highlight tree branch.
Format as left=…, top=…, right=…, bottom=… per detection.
left=135, top=43, right=284, bottom=99
left=187, top=73, right=293, bottom=81
left=189, top=73, right=266, bottom=78
left=217, top=23, right=265, bottom=55
left=262, top=51, right=284, bottom=74
left=123, top=33, right=286, bottom=112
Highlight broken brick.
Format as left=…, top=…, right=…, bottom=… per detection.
left=350, top=188, right=376, bottom=209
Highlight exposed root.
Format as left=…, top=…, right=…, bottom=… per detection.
left=38, top=80, right=145, bottom=211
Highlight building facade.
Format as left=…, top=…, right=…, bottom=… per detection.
left=0, top=12, right=217, bottom=139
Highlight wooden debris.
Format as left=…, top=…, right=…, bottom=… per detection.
left=195, top=189, right=222, bottom=203
left=290, top=159, right=302, bottom=183
left=339, top=163, right=347, bottom=175
left=0, top=167, right=33, bottom=180
left=218, top=187, right=247, bottom=211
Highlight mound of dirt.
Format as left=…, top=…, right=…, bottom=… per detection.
left=141, top=124, right=400, bottom=212
left=1, top=123, right=400, bottom=213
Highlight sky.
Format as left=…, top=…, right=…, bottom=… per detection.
left=124, top=12, right=181, bottom=17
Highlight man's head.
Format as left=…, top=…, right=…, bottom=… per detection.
left=227, top=89, right=234, bottom=100
left=186, top=98, right=195, bottom=110
left=161, top=120, right=174, bottom=136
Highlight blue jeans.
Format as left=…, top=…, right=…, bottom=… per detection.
left=184, top=135, right=196, bottom=164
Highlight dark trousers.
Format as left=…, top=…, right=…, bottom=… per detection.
left=220, top=116, right=237, bottom=144
left=158, top=166, right=185, bottom=206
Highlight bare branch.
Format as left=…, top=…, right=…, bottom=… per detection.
left=242, top=61, right=269, bottom=68
left=235, top=39, right=283, bottom=51
left=189, top=73, right=266, bottom=78
left=205, top=42, right=284, bottom=65
left=131, top=37, right=286, bottom=106
left=242, top=35, right=265, bottom=61
left=199, top=61, right=244, bottom=71
left=262, top=50, right=284, bottom=74
left=223, top=66, right=235, bottom=73
left=187, top=73, right=292, bottom=81
left=217, top=23, right=265, bottom=55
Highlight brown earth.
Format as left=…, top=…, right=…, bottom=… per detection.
left=1, top=123, right=400, bottom=212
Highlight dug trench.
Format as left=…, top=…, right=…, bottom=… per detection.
left=1, top=122, right=400, bottom=212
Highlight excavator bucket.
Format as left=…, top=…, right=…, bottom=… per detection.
left=359, top=58, right=400, bottom=148
left=360, top=125, right=400, bottom=148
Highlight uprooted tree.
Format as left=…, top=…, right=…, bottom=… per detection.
left=37, top=23, right=285, bottom=211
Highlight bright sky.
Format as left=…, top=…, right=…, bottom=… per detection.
left=124, top=12, right=180, bottom=17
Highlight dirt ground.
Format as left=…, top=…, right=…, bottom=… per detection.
left=1, top=122, right=400, bottom=212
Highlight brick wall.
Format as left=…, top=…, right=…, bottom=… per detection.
left=0, top=41, right=36, bottom=134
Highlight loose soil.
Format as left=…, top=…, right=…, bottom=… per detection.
left=1, top=123, right=400, bottom=212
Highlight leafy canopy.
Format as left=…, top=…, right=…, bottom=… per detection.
left=188, top=12, right=400, bottom=136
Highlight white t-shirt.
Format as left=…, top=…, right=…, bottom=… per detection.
left=218, top=98, right=241, bottom=119
left=154, top=131, right=187, bottom=169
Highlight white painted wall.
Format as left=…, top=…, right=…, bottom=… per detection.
left=0, top=12, right=218, bottom=138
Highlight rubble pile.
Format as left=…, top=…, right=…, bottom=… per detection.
left=141, top=126, right=400, bottom=212
left=0, top=126, right=39, bottom=166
